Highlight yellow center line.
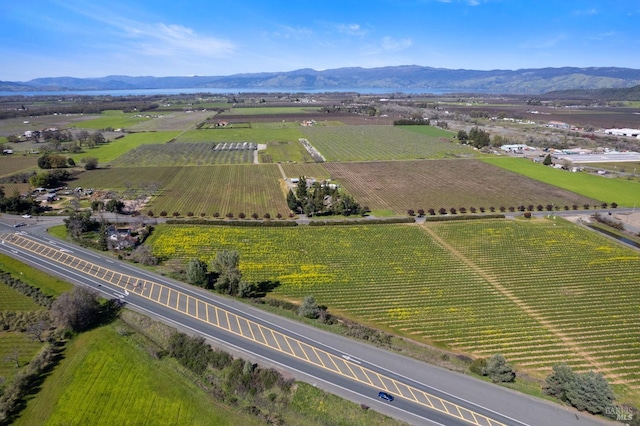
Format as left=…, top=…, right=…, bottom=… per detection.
left=0, top=233, right=506, bottom=426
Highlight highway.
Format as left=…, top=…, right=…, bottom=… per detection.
left=0, top=215, right=614, bottom=426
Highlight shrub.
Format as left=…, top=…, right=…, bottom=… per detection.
left=159, top=211, right=168, bottom=217
left=298, top=295, right=320, bottom=319
left=482, top=354, right=515, bottom=383
left=186, top=212, right=194, bottom=217
left=523, top=212, right=532, bottom=218
left=544, top=364, right=615, bottom=416
left=407, top=209, right=415, bottom=216
left=172, top=212, right=180, bottom=217
left=238, top=212, right=246, bottom=219
left=469, top=358, right=486, bottom=375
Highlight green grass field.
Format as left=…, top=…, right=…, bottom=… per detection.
left=0, top=254, right=72, bottom=297
left=74, top=110, right=155, bottom=130
left=300, top=125, right=472, bottom=161
left=14, top=323, right=260, bottom=426
left=146, top=220, right=640, bottom=396
left=72, top=131, right=181, bottom=164
left=483, top=157, right=640, bottom=207
left=0, top=283, right=42, bottom=311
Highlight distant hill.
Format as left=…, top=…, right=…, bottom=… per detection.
left=543, top=84, right=640, bottom=101
left=5, top=66, right=640, bottom=95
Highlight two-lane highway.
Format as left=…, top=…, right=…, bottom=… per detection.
left=0, top=219, right=612, bottom=426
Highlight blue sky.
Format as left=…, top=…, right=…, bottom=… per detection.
left=1, top=0, right=639, bottom=81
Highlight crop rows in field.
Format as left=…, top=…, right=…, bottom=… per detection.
left=281, top=163, right=331, bottom=180
left=176, top=128, right=303, bottom=144
left=73, top=166, right=180, bottom=190
left=427, top=219, right=640, bottom=387
left=325, top=160, right=598, bottom=215
left=0, top=155, right=37, bottom=177
left=147, top=224, right=560, bottom=365
left=0, top=332, right=45, bottom=378
left=111, top=143, right=254, bottom=167
left=147, top=220, right=640, bottom=388
left=300, top=125, right=473, bottom=161
left=146, top=164, right=289, bottom=216
left=0, top=282, right=43, bottom=311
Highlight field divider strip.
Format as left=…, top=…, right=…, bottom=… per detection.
left=421, top=224, right=622, bottom=382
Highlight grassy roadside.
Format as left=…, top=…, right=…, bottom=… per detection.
left=14, top=311, right=407, bottom=426
left=0, top=253, right=72, bottom=296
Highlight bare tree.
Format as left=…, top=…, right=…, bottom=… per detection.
left=50, top=287, right=100, bottom=332
left=3, top=348, right=21, bottom=369
left=26, top=319, right=51, bottom=343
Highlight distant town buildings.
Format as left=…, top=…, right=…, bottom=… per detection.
left=604, top=128, right=640, bottom=138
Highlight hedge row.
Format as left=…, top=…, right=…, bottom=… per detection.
left=0, top=344, right=60, bottom=424
left=423, top=214, right=506, bottom=222
left=0, top=271, right=54, bottom=308
left=165, top=219, right=298, bottom=227
left=0, top=310, right=50, bottom=332
left=308, top=217, right=415, bottom=226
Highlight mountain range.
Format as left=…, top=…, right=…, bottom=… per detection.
left=2, top=65, right=640, bottom=94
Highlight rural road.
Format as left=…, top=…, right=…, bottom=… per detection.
left=0, top=214, right=624, bottom=426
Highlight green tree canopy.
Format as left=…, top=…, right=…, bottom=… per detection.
left=211, top=250, right=242, bottom=295
left=186, top=258, right=208, bottom=287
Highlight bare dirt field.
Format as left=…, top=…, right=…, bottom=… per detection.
left=215, top=112, right=395, bottom=126
left=325, top=159, right=598, bottom=214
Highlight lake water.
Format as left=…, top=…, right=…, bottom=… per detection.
left=0, top=87, right=454, bottom=97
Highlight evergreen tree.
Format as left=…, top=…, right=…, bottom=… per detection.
left=186, top=258, right=208, bottom=287
left=286, top=189, right=298, bottom=211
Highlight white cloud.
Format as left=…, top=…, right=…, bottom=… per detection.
left=381, top=36, right=412, bottom=51
left=337, top=23, right=367, bottom=36
left=130, top=22, right=235, bottom=57
left=572, top=8, right=598, bottom=16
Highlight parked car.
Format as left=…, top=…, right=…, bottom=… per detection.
left=13, top=223, right=27, bottom=227
left=21, top=214, right=31, bottom=218
left=378, top=391, right=394, bottom=401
